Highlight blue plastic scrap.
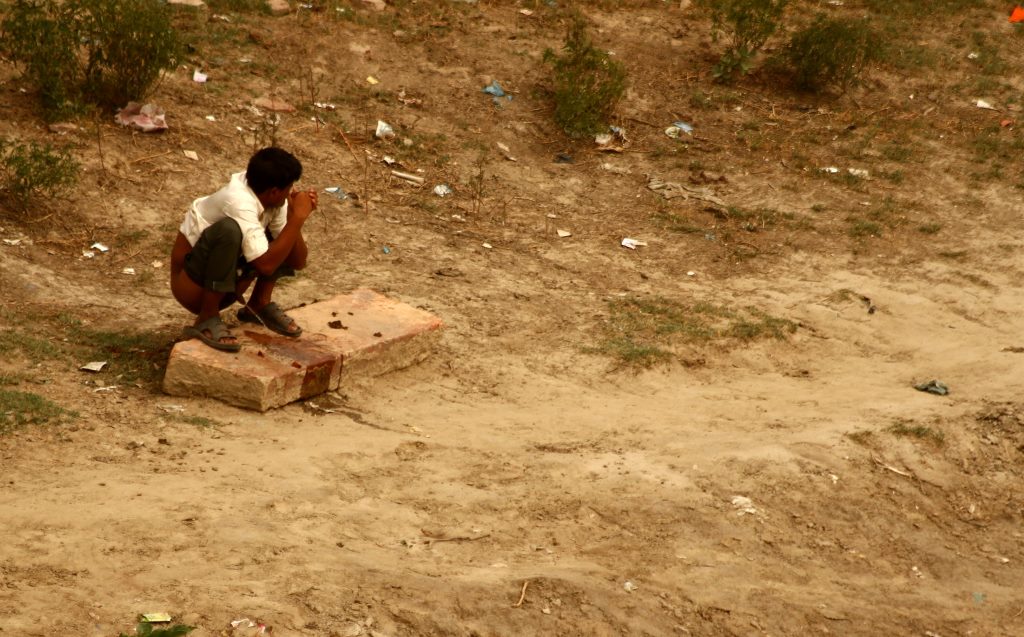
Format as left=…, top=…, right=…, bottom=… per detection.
left=673, top=121, right=694, bottom=135
left=482, top=80, right=513, bottom=106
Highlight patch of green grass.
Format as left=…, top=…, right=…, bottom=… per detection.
left=0, top=329, right=62, bottom=361
left=169, top=414, right=220, bottom=428
left=0, top=373, right=24, bottom=386
left=847, top=218, right=882, bottom=238
left=881, top=141, right=915, bottom=162
left=0, top=389, right=74, bottom=433
left=591, top=297, right=796, bottom=368
left=886, top=420, right=945, bottom=446
left=68, top=326, right=173, bottom=385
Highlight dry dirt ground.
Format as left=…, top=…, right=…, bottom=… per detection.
left=2, top=1, right=1024, bottom=635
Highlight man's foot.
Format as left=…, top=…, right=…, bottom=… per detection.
left=237, top=301, right=302, bottom=337
left=183, top=315, right=241, bottom=352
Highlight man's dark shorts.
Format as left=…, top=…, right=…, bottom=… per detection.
left=183, top=218, right=295, bottom=304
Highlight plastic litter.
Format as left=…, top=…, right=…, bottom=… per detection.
left=482, top=80, right=513, bottom=105
left=367, top=75, right=379, bottom=85
left=382, top=246, right=391, bottom=254
left=848, top=168, right=869, bottom=178
left=1010, top=6, right=1024, bottom=23
left=82, top=250, right=95, bottom=258
left=731, top=495, right=757, bottom=515
left=91, top=242, right=109, bottom=252
left=621, top=238, right=647, bottom=250
left=2, top=239, right=21, bottom=246
left=496, top=142, right=517, bottom=161
left=192, top=69, right=207, bottom=83
left=122, top=267, right=136, bottom=275
left=114, top=102, right=167, bottom=133
left=433, top=184, right=453, bottom=197
left=375, top=120, right=395, bottom=139
left=141, top=613, right=171, bottom=623
left=391, top=170, right=424, bottom=184
left=557, top=229, right=572, bottom=238
left=231, top=619, right=256, bottom=629
left=183, top=150, right=199, bottom=161
left=914, top=380, right=949, bottom=396
left=665, top=121, right=693, bottom=138
left=314, top=101, right=336, bottom=110
left=482, top=242, right=493, bottom=249
left=976, top=99, right=997, bottom=110
left=324, top=186, right=348, bottom=200
left=623, top=581, right=638, bottom=593
left=820, top=166, right=840, bottom=174
left=967, top=52, right=979, bottom=59
left=80, top=361, right=107, bottom=373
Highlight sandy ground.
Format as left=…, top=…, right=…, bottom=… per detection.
left=2, top=1, right=1024, bottom=635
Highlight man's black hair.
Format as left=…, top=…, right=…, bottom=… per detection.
left=246, top=147, right=302, bottom=193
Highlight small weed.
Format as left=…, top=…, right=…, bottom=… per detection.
left=0, top=329, right=62, bottom=361
left=0, top=139, right=79, bottom=212
left=877, top=169, right=904, bottom=184
left=847, top=218, right=881, bottom=238
left=781, top=14, right=880, bottom=93
left=0, top=389, right=74, bottom=433
left=917, top=223, right=942, bottom=234
left=543, top=12, right=627, bottom=138
left=881, top=142, right=914, bottom=162
left=886, top=420, right=945, bottom=446
left=696, top=0, right=788, bottom=81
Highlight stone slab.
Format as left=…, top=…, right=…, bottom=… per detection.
left=163, top=288, right=442, bottom=410
left=288, top=288, right=444, bottom=383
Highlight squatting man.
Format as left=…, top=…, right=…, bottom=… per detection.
left=170, top=147, right=317, bottom=352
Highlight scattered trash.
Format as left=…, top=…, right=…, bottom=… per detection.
left=687, top=271, right=695, bottom=276
left=556, top=229, right=572, bottom=238
left=397, top=90, right=422, bottom=107
left=192, top=69, right=208, bottom=83
left=141, top=613, right=172, bottom=623
left=731, top=495, right=757, bottom=515
left=367, top=75, right=379, bottom=85
left=382, top=246, right=392, bottom=254
left=848, top=168, right=869, bottom=178
left=90, top=242, right=109, bottom=252
left=914, top=380, right=949, bottom=396
left=82, top=250, right=96, bottom=258
left=391, top=170, right=424, bottom=184
left=114, top=102, right=167, bottom=133
left=647, top=177, right=726, bottom=206
left=976, top=99, right=997, bottom=110
left=496, top=141, right=517, bottom=161
left=3, top=238, right=22, bottom=246
left=183, top=150, right=199, bottom=161
left=159, top=404, right=185, bottom=413
left=482, top=80, right=513, bottom=105
left=80, top=361, right=107, bottom=373
left=48, top=122, right=78, bottom=134
left=664, top=121, right=693, bottom=138
left=1010, top=6, right=1024, bottom=23
left=621, top=237, right=647, bottom=250
left=382, top=156, right=397, bottom=166
left=519, top=8, right=533, bottom=15
left=314, top=101, right=336, bottom=110
left=375, top=120, right=395, bottom=139
left=122, top=267, right=136, bottom=275
left=482, top=242, right=493, bottom=249
left=231, top=618, right=256, bottom=629
left=600, top=162, right=629, bottom=175
left=324, top=186, right=348, bottom=200
left=433, top=184, right=453, bottom=197
left=820, top=166, right=840, bottom=174
left=554, top=153, right=573, bottom=164
left=967, top=52, right=979, bottom=59
left=623, top=581, right=638, bottom=593
left=151, top=260, right=163, bottom=268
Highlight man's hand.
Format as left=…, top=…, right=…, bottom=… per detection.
left=287, top=189, right=315, bottom=222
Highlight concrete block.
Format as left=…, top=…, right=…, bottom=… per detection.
left=163, top=289, right=442, bottom=410
left=289, top=288, right=443, bottom=383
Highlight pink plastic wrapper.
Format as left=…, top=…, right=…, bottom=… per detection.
left=114, top=102, right=167, bottom=132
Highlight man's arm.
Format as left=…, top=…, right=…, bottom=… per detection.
left=250, top=190, right=315, bottom=276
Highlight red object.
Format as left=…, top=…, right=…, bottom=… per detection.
left=1010, top=6, right=1024, bottom=22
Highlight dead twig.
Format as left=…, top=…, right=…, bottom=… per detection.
left=130, top=150, right=174, bottom=165
left=512, top=580, right=530, bottom=608
left=872, top=456, right=912, bottom=478
left=426, top=533, right=490, bottom=544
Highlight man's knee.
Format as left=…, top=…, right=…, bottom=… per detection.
left=207, top=217, right=242, bottom=246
